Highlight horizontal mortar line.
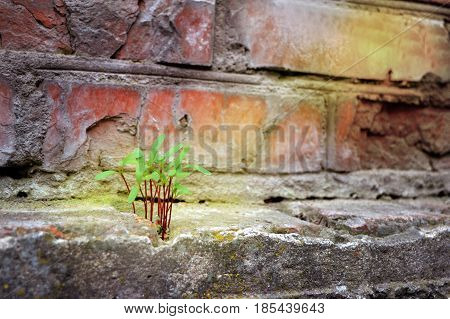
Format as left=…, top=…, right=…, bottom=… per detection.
left=35, top=58, right=264, bottom=85
left=1, top=50, right=426, bottom=98
left=339, top=0, right=450, bottom=16
left=39, top=66, right=425, bottom=100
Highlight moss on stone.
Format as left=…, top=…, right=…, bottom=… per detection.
left=210, top=231, right=235, bottom=243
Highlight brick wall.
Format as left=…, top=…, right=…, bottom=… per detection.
left=0, top=0, right=449, bottom=201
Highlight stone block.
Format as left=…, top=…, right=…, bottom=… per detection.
left=43, top=83, right=142, bottom=171
left=327, top=95, right=450, bottom=171
left=229, top=0, right=450, bottom=81
left=0, top=0, right=71, bottom=52
left=116, top=0, right=215, bottom=65
left=64, top=0, right=139, bottom=57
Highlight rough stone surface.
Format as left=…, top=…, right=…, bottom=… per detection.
left=327, top=95, right=450, bottom=171
left=0, top=0, right=71, bottom=53
left=279, top=199, right=449, bottom=237
left=42, top=83, right=142, bottom=171
left=0, top=169, right=448, bottom=202
left=0, top=201, right=448, bottom=298
left=64, top=0, right=139, bottom=57
left=139, top=88, right=326, bottom=173
left=0, top=80, right=14, bottom=166
left=228, top=0, right=450, bottom=81
left=116, top=0, right=215, bottom=66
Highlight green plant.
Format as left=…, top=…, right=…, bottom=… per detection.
left=95, top=134, right=211, bottom=240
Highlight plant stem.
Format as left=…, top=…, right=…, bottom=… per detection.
left=140, top=186, right=148, bottom=220
left=168, top=193, right=174, bottom=230
left=149, top=180, right=154, bottom=222
left=165, top=177, right=173, bottom=233
left=120, top=173, right=136, bottom=214
left=156, top=185, right=161, bottom=222
left=162, top=184, right=167, bottom=232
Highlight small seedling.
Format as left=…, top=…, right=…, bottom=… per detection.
left=95, top=134, right=211, bottom=240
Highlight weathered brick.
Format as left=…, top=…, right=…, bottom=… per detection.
left=64, top=0, right=139, bottom=57
left=0, top=80, right=14, bottom=166
left=177, top=90, right=224, bottom=167
left=139, top=89, right=178, bottom=149
left=328, top=95, right=450, bottom=171
left=43, top=83, right=142, bottom=170
left=230, top=0, right=450, bottom=81
left=116, top=0, right=215, bottom=66
left=0, top=0, right=71, bottom=52
left=11, top=0, right=66, bottom=28
left=140, top=89, right=267, bottom=171
left=42, top=82, right=64, bottom=170
left=265, top=101, right=326, bottom=173
left=139, top=88, right=326, bottom=172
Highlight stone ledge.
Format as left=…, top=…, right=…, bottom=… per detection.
left=1, top=169, right=448, bottom=202
left=0, top=200, right=448, bottom=298
left=278, top=199, right=449, bottom=236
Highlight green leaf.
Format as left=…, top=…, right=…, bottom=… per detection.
left=164, top=143, right=184, bottom=159
left=143, top=171, right=160, bottom=182
left=150, top=171, right=160, bottom=181
left=160, top=172, right=168, bottom=184
left=174, top=146, right=190, bottom=168
left=95, top=170, right=116, bottom=180
left=119, top=149, right=141, bottom=166
left=175, top=184, right=190, bottom=195
left=175, top=171, right=190, bottom=179
left=149, top=134, right=165, bottom=162
left=193, top=165, right=211, bottom=175
left=167, top=169, right=176, bottom=177
left=128, top=185, right=139, bottom=203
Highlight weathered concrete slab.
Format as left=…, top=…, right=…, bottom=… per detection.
left=0, top=200, right=448, bottom=298
left=278, top=199, right=449, bottom=237
left=1, top=169, right=448, bottom=203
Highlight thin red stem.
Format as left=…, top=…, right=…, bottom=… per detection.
left=157, top=185, right=161, bottom=222
left=140, top=186, right=148, bottom=220
left=149, top=181, right=154, bottom=222
left=120, top=173, right=135, bottom=214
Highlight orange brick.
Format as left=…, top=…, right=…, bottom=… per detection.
left=139, top=89, right=177, bottom=149
left=230, top=0, right=449, bottom=81
left=266, top=102, right=325, bottom=173
left=43, top=83, right=141, bottom=170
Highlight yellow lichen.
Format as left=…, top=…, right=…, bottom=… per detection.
left=211, top=231, right=235, bottom=242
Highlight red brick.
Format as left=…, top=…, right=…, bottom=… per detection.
left=139, top=89, right=268, bottom=170
left=0, top=80, right=14, bottom=166
left=328, top=95, right=450, bottom=171
left=42, top=83, right=64, bottom=170
left=265, top=102, right=325, bottom=173
left=139, top=89, right=177, bottom=149
left=177, top=90, right=225, bottom=167
left=221, top=94, right=267, bottom=171
left=0, top=0, right=70, bottom=53
left=11, top=0, right=66, bottom=28
left=230, top=0, right=449, bottom=81
left=116, top=0, right=215, bottom=66
left=43, top=84, right=142, bottom=170
left=139, top=88, right=327, bottom=172
left=64, top=0, right=139, bottom=57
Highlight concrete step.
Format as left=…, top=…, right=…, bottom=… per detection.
left=0, top=199, right=448, bottom=298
